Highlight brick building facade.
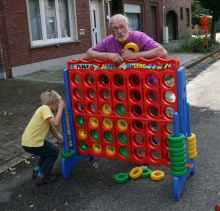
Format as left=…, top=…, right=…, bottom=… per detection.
left=0, top=0, right=191, bottom=79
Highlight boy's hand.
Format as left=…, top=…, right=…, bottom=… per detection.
left=58, top=100, right=66, bottom=110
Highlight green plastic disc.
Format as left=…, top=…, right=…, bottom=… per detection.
left=169, top=146, right=185, bottom=153
left=114, top=173, right=129, bottom=183
left=169, top=150, right=186, bottom=158
left=118, top=133, right=129, bottom=144
left=171, top=165, right=187, bottom=172
left=170, top=159, right=187, bottom=167
left=104, top=131, right=114, bottom=142
left=90, top=130, right=100, bottom=141
left=116, top=104, right=126, bottom=116
left=76, top=115, right=85, bottom=126
left=141, top=168, right=152, bottom=178
left=168, top=141, right=185, bottom=148
left=171, top=169, right=187, bottom=177
left=168, top=133, right=184, bottom=143
left=119, top=147, right=130, bottom=157
left=61, top=149, right=75, bottom=158
left=79, top=141, right=89, bottom=151
left=170, top=154, right=186, bottom=162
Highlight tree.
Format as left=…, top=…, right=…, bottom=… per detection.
left=197, top=0, right=220, bottom=43
left=192, top=0, right=209, bottom=16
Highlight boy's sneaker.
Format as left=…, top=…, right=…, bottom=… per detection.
left=32, top=170, right=39, bottom=179
left=140, top=164, right=150, bottom=169
left=35, top=174, right=57, bottom=185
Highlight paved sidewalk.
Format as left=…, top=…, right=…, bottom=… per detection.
left=1, top=41, right=220, bottom=175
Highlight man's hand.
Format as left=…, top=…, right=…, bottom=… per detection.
left=108, top=53, right=123, bottom=64
left=121, top=49, right=138, bottom=60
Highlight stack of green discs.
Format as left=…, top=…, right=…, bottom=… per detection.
left=168, top=133, right=187, bottom=177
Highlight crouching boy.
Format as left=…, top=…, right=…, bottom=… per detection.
left=22, top=89, right=65, bottom=185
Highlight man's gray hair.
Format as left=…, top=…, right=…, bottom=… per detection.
left=108, top=14, right=129, bottom=29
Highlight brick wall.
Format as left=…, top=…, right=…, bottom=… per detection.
left=164, top=0, right=192, bottom=38
left=122, top=0, right=191, bottom=41
left=122, top=0, right=164, bottom=42
left=0, top=0, right=92, bottom=78
left=0, top=1, right=9, bottom=76
left=0, top=0, right=191, bottom=78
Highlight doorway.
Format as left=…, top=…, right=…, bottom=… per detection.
left=166, top=10, right=178, bottom=40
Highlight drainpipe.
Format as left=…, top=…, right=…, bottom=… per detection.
left=1, top=0, right=12, bottom=78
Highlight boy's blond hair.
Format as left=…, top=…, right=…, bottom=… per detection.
left=41, top=89, right=61, bottom=105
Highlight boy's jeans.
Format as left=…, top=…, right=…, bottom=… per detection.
left=23, top=140, right=59, bottom=175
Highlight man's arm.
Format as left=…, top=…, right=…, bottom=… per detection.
left=85, top=48, right=123, bottom=64
left=121, top=45, right=168, bottom=60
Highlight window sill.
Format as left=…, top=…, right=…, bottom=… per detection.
left=29, top=40, right=81, bottom=49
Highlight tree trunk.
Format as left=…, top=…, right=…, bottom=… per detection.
left=111, top=0, right=123, bottom=15
left=211, top=14, right=217, bottom=43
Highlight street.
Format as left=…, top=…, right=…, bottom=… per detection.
left=1, top=56, right=220, bottom=211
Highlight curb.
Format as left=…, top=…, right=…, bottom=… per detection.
left=184, top=47, right=220, bottom=69
left=0, top=138, right=58, bottom=175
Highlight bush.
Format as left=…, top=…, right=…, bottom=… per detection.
left=175, top=35, right=212, bottom=53
left=191, top=37, right=207, bottom=52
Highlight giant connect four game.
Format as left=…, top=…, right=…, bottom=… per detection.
left=60, top=56, right=197, bottom=201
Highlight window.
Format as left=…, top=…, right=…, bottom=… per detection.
left=180, top=7, right=183, bottom=20
left=124, top=4, right=142, bottom=31
left=28, top=0, right=77, bottom=46
left=186, top=8, right=190, bottom=26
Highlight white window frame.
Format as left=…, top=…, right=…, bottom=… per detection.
left=106, top=1, right=111, bottom=20
left=27, top=0, right=78, bottom=47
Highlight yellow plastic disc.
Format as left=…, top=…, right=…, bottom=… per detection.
left=188, top=148, right=197, bottom=155
left=78, top=129, right=87, bottom=139
left=92, top=143, right=102, bottom=153
left=106, top=145, right=115, bottom=156
left=188, top=140, right=196, bottom=146
left=124, top=42, right=139, bottom=52
left=89, top=117, right=99, bottom=128
left=102, top=103, right=112, bottom=115
left=150, top=170, right=165, bottom=181
left=129, top=167, right=143, bottom=179
left=103, top=118, right=113, bottom=129
left=188, top=151, right=198, bottom=158
left=187, top=133, right=196, bottom=142
left=188, top=143, right=196, bottom=150
left=117, top=119, right=128, bottom=131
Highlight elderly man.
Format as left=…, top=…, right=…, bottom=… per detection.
left=85, top=14, right=167, bottom=64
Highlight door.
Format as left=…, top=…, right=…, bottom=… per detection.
left=90, top=2, right=101, bottom=46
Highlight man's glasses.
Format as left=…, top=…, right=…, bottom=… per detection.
left=111, top=24, right=127, bottom=32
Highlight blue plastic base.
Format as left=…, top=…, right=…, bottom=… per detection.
left=61, top=152, right=94, bottom=179
left=173, top=158, right=196, bottom=201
